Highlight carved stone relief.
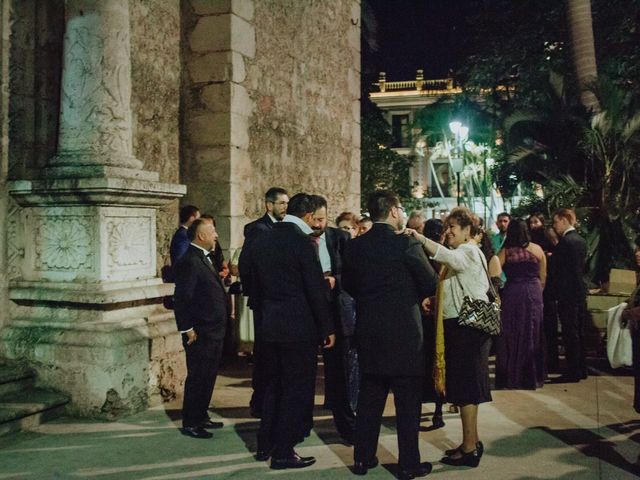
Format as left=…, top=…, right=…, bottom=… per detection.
left=106, top=216, right=151, bottom=269
left=6, top=198, right=24, bottom=281
left=33, top=216, right=93, bottom=271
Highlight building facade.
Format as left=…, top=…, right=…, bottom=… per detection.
left=0, top=0, right=360, bottom=417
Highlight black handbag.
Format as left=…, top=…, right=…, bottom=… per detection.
left=455, top=248, right=501, bottom=336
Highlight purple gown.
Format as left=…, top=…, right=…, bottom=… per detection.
left=495, top=247, right=546, bottom=389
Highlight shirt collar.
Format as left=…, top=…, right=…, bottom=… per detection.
left=267, top=213, right=278, bottom=223
left=563, top=226, right=576, bottom=236
left=190, top=242, right=211, bottom=256
left=282, top=214, right=313, bottom=235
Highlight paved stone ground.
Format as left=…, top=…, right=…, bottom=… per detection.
left=1, top=357, right=639, bottom=479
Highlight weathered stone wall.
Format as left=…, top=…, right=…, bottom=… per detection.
left=244, top=0, right=361, bottom=232
left=129, top=0, right=181, bottom=273
left=0, top=0, right=10, bottom=332
left=181, top=0, right=361, bottom=256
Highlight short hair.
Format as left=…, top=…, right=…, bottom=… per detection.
left=445, top=207, right=474, bottom=230
left=265, top=187, right=288, bottom=203
left=407, top=210, right=426, bottom=229
left=497, top=212, right=511, bottom=220
left=336, top=211, right=358, bottom=226
left=287, top=193, right=314, bottom=218
left=478, top=228, right=496, bottom=261
left=503, top=218, right=531, bottom=248
left=424, top=218, right=444, bottom=242
left=553, top=208, right=576, bottom=225
left=179, top=205, right=199, bottom=224
left=367, top=190, right=400, bottom=222
left=200, top=213, right=216, bottom=226
left=187, top=218, right=207, bottom=241
left=309, top=194, right=328, bottom=212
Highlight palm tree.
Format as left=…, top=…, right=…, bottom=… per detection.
left=566, top=0, right=600, bottom=111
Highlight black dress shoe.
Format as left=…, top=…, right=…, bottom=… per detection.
left=444, top=441, right=483, bottom=457
left=549, top=374, right=580, bottom=384
left=180, top=426, right=213, bottom=439
left=255, top=450, right=270, bottom=461
left=398, top=462, right=433, bottom=479
left=352, top=456, right=379, bottom=475
left=441, top=448, right=480, bottom=468
left=201, top=419, right=224, bottom=429
left=270, top=452, right=316, bottom=470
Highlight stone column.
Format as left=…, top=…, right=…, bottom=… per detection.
left=3, top=0, right=186, bottom=417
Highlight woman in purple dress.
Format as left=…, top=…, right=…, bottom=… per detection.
left=495, top=219, right=547, bottom=389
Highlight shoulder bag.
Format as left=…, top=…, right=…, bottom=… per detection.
left=455, top=248, right=501, bottom=336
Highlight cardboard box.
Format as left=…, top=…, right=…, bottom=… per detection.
left=609, top=269, right=637, bottom=296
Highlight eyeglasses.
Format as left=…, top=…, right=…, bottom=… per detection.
left=395, top=205, right=405, bottom=212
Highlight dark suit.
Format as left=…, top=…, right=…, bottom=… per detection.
left=342, top=223, right=437, bottom=470
left=548, top=229, right=588, bottom=380
left=321, top=227, right=356, bottom=441
left=242, top=221, right=333, bottom=458
left=170, top=226, right=189, bottom=266
left=239, top=213, right=276, bottom=417
left=174, top=245, right=227, bottom=428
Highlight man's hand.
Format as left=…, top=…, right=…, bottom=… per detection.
left=186, top=329, right=197, bottom=345
left=421, top=297, right=433, bottom=314
left=323, top=334, right=336, bottom=349
left=325, top=275, right=336, bottom=290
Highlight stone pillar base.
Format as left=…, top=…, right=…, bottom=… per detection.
left=1, top=297, right=185, bottom=418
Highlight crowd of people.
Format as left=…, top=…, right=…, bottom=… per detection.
left=168, top=187, right=594, bottom=478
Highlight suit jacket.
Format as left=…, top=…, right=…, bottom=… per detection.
left=548, top=229, right=587, bottom=302
left=324, top=227, right=353, bottom=334
left=241, top=222, right=333, bottom=343
left=173, top=245, right=228, bottom=338
left=342, top=223, right=437, bottom=376
left=243, top=213, right=275, bottom=242
left=169, top=227, right=189, bottom=266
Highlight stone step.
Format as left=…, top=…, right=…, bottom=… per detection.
left=0, top=362, right=35, bottom=398
left=0, top=388, right=69, bottom=437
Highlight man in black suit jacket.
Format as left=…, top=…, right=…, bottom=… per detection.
left=239, top=187, right=289, bottom=418
left=309, top=195, right=355, bottom=444
left=173, top=219, right=227, bottom=439
left=549, top=208, right=588, bottom=383
left=343, top=190, right=437, bottom=478
left=169, top=205, right=200, bottom=266
left=241, top=193, right=335, bottom=470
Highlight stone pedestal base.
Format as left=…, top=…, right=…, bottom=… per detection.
left=1, top=291, right=186, bottom=418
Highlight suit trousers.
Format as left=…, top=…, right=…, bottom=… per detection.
left=355, top=373, right=423, bottom=470
left=323, top=334, right=356, bottom=441
left=182, top=330, right=223, bottom=427
left=258, top=340, right=318, bottom=458
left=250, top=309, right=267, bottom=417
left=543, top=290, right=559, bottom=372
left=557, top=299, right=587, bottom=379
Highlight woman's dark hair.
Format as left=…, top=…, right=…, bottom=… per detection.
left=446, top=207, right=474, bottom=230
left=503, top=218, right=530, bottom=248
left=527, top=212, right=546, bottom=229
left=424, top=218, right=444, bottom=243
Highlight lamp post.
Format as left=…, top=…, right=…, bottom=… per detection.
left=449, top=121, right=468, bottom=206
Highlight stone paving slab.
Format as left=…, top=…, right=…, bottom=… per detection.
left=0, top=360, right=638, bottom=479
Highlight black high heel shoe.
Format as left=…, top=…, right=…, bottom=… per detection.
left=444, top=441, right=484, bottom=458
left=441, top=447, right=481, bottom=468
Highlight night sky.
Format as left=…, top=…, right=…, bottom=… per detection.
left=365, top=0, right=470, bottom=82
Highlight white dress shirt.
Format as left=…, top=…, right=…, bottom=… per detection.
left=318, top=233, right=331, bottom=273
left=282, top=214, right=313, bottom=234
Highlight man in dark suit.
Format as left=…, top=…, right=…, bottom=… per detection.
left=240, top=187, right=289, bottom=418
left=549, top=208, right=588, bottom=383
left=170, top=205, right=200, bottom=266
left=173, top=218, right=227, bottom=439
left=343, top=190, right=437, bottom=479
left=241, top=193, right=335, bottom=470
left=309, top=195, right=355, bottom=444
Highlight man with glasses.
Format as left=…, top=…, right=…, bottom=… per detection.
left=240, top=187, right=289, bottom=418
left=343, top=190, right=437, bottom=478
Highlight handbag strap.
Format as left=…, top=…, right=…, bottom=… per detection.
left=454, top=245, right=498, bottom=301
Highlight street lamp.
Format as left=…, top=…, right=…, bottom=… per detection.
left=449, top=121, right=468, bottom=206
